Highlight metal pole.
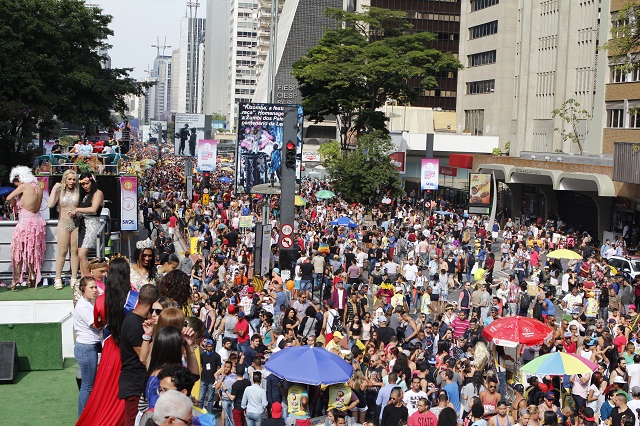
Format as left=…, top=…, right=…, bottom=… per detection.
left=278, top=106, right=298, bottom=279
left=268, top=0, right=279, bottom=103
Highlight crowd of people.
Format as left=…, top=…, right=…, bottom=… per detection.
left=8, top=139, right=640, bottom=426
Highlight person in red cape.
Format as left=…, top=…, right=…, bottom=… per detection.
left=77, top=257, right=139, bottom=426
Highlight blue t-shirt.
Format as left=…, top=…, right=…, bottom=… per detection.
left=444, top=382, right=460, bottom=413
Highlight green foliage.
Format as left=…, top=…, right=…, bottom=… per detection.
left=210, top=113, right=227, bottom=121
left=0, top=0, right=147, bottom=174
left=317, top=140, right=341, bottom=170
left=324, top=131, right=401, bottom=204
left=551, top=99, right=591, bottom=154
left=292, top=6, right=462, bottom=150
left=604, top=1, right=640, bottom=74
left=504, top=141, right=510, bottom=152
left=492, top=147, right=502, bottom=156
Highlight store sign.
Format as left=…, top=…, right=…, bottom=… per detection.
left=440, top=166, right=458, bottom=177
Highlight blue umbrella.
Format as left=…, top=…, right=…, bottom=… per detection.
left=265, top=346, right=353, bottom=385
left=0, top=187, right=14, bottom=197
left=218, top=177, right=232, bottom=183
left=434, top=210, right=454, bottom=216
left=329, top=217, right=358, bottom=228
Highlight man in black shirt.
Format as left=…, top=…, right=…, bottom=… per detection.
left=225, top=230, right=239, bottom=248
left=463, top=318, right=484, bottom=347
left=199, top=339, right=222, bottom=413
left=381, top=388, right=408, bottom=426
left=119, top=284, right=159, bottom=426
left=227, top=364, right=251, bottom=426
left=299, top=258, right=314, bottom=298
left=377, top=316, right=396, bottom=345
left=611, top=391, right=636, bottom=426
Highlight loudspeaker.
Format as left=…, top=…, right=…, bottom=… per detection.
left=0, top=342, right=18, bottom=384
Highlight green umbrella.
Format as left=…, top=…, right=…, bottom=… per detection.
left=315, top=190, right=335, bottom=199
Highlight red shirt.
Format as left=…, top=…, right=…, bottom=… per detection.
left=562, top=339, right=577, bottom=354
left=407, top=410, right=437, bottom=426
left=235, top=318, right=250, bottom=343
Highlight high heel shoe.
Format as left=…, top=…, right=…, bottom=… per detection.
left=54, top=278, right=64, bottom=290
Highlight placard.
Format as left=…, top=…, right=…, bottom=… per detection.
left=239, top=215, right=253, bottom=228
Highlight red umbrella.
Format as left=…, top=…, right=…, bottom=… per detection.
left=482, top=316, right=552, bottom=347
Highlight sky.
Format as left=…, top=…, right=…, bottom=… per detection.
left=93, top=0, right=207, bottom=80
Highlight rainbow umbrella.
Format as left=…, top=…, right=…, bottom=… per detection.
left=295, top=195, right=307, bottom=206
left=520, top=352, right=598, bottom=376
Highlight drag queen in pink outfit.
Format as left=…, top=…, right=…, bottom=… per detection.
left=7, top=166, right=46, bottom=289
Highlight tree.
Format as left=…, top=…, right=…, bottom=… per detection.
left=606, top=1, right=640, bottom=73
left=0, top=0, right=147, bottom=175
left=317, top=140, right=341, bottom=170
left=292, top=6, right=462, bottom=151
left=324, top=131, right=401, bottom=204
left=552, top=99, right=591, bottom=154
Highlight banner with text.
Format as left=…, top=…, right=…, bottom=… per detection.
left=120, top=176, right=138, bottom=231
left=197, top=139, right=218, bottom=171
left=235, top=103, right=304, bottom=193
left=469, top=173, right=492, bottom=205
left=420, top=159, right=439, bottom=190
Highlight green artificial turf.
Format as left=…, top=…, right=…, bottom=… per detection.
left=0, top=357, right=78, bottom=425
left=0, top=284, right=73, bottom=301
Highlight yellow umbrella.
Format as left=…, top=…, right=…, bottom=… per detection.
left=220, top=167, right=234, bottom=172
left=547, top=249, right=583, bottom=260
left=295, top=195, right=307, bottom=206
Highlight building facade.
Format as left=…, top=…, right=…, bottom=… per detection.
left=176, top=16, right=206, bottom=114
left=150, top=55, right=172, bottom=120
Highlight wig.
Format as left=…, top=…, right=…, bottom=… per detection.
left=59, top=169, right=79, bottom=205
left=10, top=166, right=37, bottom=184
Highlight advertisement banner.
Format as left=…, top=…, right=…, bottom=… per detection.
left=197, top=139, right=218, bottom=171
left=235, top=103, right=304, bottom=193
left=420, top=159, right=439, bottom=190
left=175, top=114, right=206, bottom=157
left=302, top=152, right=321, bottom=162
left=440, top=166, right=458, bottom=177
left=37, top=176, right=49, bottom=220
left=149, top=120, right=168, bottom=144
left=390, top=152, right=406, bottom=174
left=469, top=173, right=492, bottom=205
left=120, top=176, right=138, bottom=231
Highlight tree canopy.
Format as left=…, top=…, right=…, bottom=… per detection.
left=292, top=6, right=462, bottom=150
left=607, top=1, right=640, bottom=73
left=0, top=0, right=147, bottom=173
left=321, top=131, right=401, bottom=204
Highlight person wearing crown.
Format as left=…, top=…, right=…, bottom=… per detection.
left=130, top=238, right=157, bottom=290
left=7, top=166, right=47, bottom=289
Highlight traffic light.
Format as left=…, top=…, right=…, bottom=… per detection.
left=203, top=171, right=210, bottom=188
left=285, top=140, right=296, bottom=169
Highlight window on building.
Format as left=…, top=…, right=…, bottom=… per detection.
left=629, top=108, right=640, bottom=128
left=467, top=79, right=495, bottom=94
left=469, top=21, right=498, bottom=39
left=607, top=109, right=624, bottom=128
left=611, top=66, right=626, bottom=83
left=471, top=0, right=499, bottom=12
left=468, top=50, right=497, bottom=67
left=465, top=109, right=485, bottom=135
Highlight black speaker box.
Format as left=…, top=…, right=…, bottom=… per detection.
left=0, top=342, right=18, bottom=384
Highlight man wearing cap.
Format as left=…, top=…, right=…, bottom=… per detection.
left=235, top=311, right=251, bottom=354
left=199, top=339, right=222, bottom=413
left=562, top=286, right=583, bottom=322
left=326, top=331, right=344, bottom=353
left=562, top=331, right=578, bottom=354
left=538, top=391, right=558, bottom=416
left=377, top=316, right=396, bottom=345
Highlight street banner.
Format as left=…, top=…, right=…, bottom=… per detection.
left=175, top=113, right=206, bottom=157
left=469, top=173, right=492, bottom=205
left=197, top=139, right=218, bottom=171
left=239, top=215, right=253, bottom=228
left=120, top=176, right=138, bottom=231
left=390, top=152, right=406, bottom=174
left=37, top=176, right=49, bottom=220
left=420, top=159, right=439, bottom=190
left=235, top=103, right=304, bottom=193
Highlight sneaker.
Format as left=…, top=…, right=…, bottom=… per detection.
left=54, top=278, right=64, bottom=290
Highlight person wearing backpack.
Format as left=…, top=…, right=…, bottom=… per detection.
left=519, top=283, right=532, bottom=316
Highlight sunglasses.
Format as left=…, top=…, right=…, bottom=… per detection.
left=150, top=308, right=163, bottom=315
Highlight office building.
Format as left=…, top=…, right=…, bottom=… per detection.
left=176, top=16, right=206, bottom=114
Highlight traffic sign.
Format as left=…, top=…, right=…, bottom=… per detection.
left=281, top=223, right=293, bottom=236
left=281, top=237, right=293, bottom=248
left=202, top=193, right=209, bottom=206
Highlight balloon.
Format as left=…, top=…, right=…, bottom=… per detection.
left=473, top=268, right=486, bottom=281
left=286, top=280, right=295, bottom=291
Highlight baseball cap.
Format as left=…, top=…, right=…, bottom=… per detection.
left=513, top=383, right=524, bottom=394
left=237, top=311, right=245, bottom=317
left=609, top=318, right=617, bottom=323
left=271, top=401, right=283, bottom=418
left=564, top=332, right=572, bottom=338
left=544, top=391, right=555, bottom=400
left=633, top=386, right=640, bottom=396
left=248, top=286, right=255, bottom=294
left=614, top=376, right=626, bottom=384
left=272, top=268, right=280, bottom=275
left=378, top=315, right=388, bottom=324
left=631, top=304, right=637, bottom=310
left=582, top=407, right=595, bottom=422
left=205, top=339, right=214, bottom=346
left=333, top=331, right=344, bottom=339
left=228, top=305, right=236, bottom=314
left=427, top=355, right=437, bottom=365
left=326, top=299, right=334, bottom=307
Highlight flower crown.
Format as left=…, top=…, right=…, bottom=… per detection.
left=110, top=253, right=130, bottom=264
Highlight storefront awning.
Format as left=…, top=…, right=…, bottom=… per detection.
left=476, top=164, right=513, bottom=181
left=509, top=167, right=561, bottom=186
left=557, top=172, right=616, bottom=197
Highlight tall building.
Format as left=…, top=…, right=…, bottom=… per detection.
left=253, top=0, right=342, bottom=106
left=150, top=55, right=172, bottom=120
left=203, top=0, right=231, bottom=118
left=170, top=49, right=182, bottom=114
left=358, top=0, right=461, bottom=111
left=176, top=15, right=206, bottom=114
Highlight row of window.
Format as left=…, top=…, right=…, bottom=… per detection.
left=610, top=65, right=640, bottom=83
left=606, top=108, right=640, bottom=128
left=468, top=50, right=496, bottom=67
left=540, top=0, right=560, bottom=15
left=467, top=79, right=495, bottom=94
left=469, top=20, right=498, bottom=39
left=471, top=0, right=498, bottom=12
left=406, top=12, right=460, bottom=22
left=423, top=89, right=457, bottom=98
